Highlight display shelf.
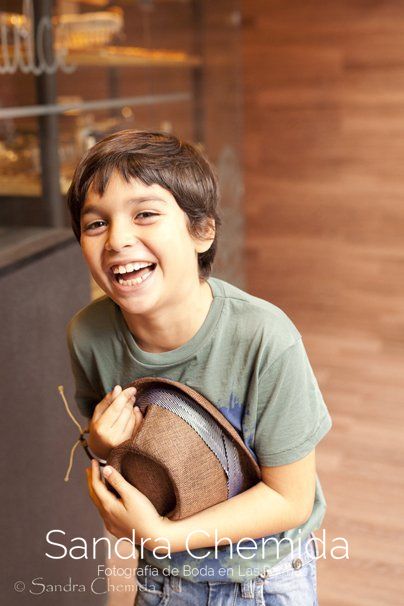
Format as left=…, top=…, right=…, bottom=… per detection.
left=0, top=92, right=191, bottom=120
left=0, top=45, right=201, bottom=70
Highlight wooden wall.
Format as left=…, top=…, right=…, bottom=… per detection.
left=242, top=2, right=404, bottom=604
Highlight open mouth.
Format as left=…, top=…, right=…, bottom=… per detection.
left=112, top=262, right=157, bottom=286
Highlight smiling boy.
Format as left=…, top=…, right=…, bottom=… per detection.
left=66, top=129, right=332, bottom=605
left=80, top=171, right=215, bottom=355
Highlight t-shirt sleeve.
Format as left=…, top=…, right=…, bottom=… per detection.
left=66, top=322, right=100, bottom=419
left=254, top=336, right=332, bottom=466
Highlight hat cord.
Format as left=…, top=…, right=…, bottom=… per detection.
left=57, top=385, right=90, bottom=482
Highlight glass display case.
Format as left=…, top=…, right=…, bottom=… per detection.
left=1, top=7, right=244, bottom=603
left=0, top=0, right=244, bottom=284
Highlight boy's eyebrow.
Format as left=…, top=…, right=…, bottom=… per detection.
left=80, top=196, right=167, bottom=217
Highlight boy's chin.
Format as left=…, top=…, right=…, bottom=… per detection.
left=110, top=286, right=162, bottom=316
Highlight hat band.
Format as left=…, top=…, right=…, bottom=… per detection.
left=136, top=385, right=245, bottom=498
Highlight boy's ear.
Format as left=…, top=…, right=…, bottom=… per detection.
left=195, top=218, right=216, bottom=253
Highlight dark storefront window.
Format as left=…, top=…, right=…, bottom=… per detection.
left=0, top=0, right=243, bottom=284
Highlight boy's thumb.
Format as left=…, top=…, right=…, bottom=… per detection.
left=103, top=466, right=129, bottom=496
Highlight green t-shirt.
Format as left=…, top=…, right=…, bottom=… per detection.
left=67, top=276, right=332, bottom=582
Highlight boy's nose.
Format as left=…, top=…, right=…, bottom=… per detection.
left=104, top=223, right=139, bottom=252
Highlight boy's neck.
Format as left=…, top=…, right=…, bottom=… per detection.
left=122, top=279, right=213, bottom=353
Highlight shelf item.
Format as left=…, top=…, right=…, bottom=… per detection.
left=0, top=11, right=27, bottom=30
left=55, top=8, right=124, bottom=50
left=66, top=45, right=201, bottom=67
left=0, top=7, right=123, bottom=51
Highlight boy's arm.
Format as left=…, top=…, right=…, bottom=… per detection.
left=88, top=449, right=316, bottom=551
left=163, top=449, right=316, bottom=552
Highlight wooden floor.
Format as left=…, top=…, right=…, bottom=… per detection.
left=242, top=2, right=404, bottom=604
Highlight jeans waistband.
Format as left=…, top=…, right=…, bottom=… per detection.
left=137, top=532, right=317, bottom=594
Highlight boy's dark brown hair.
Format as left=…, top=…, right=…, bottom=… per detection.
left=66, top=129, right=221, bottom=279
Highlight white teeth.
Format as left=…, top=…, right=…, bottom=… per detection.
left=112, top=261, right=153, bottom=275
left=118, top=270, right=153, bottom=286
left=133, top=262, right=151, bottom=271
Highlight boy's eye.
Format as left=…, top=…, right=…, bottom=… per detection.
left=136, top=212, right=158, bottom=220
left=82, top=212, right=158, bottom=232
left=84, top=220, right=106, bottom=231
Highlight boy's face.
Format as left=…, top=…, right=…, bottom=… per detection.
left=80, top=171, right=212, bottom=318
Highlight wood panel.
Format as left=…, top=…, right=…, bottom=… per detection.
left=242, top=2, right=404, bottom=604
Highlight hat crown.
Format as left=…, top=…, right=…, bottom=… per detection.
left=136, top=384, right=245, bottom=497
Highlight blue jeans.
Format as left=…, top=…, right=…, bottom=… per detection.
left=134, top=533, right=318, bottom=605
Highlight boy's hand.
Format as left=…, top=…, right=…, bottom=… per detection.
left=86, top=460, right=172, bottom=544
left=87, top=385, right=143, bottom=460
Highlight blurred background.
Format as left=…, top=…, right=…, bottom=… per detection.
left=0, top=1, right=403, bottom=605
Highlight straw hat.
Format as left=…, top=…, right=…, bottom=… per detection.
left=107, top=377, right=261, bottom=521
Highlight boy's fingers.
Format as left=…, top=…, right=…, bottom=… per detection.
left=134, top=406, right=143, bottom=421
left=110, top=403, right=134, bottom=436
left=110, top=387, right=136, bottom=409
left=115, top=407, right=142, bottom=443
left=102, top=466, right=132, bottom=502
left=93, top=385, right=122, bottom=418
left=106, top=385, right=123, bottom=406
left=91, top=460, right=125, bottom=511
left=133, top=407, right=143, bottom=434
left=122, top=412, right=137, bottom=437
left=117, top=386, right=136, bottom=401
left=103, top=388, right=136, bottom=425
